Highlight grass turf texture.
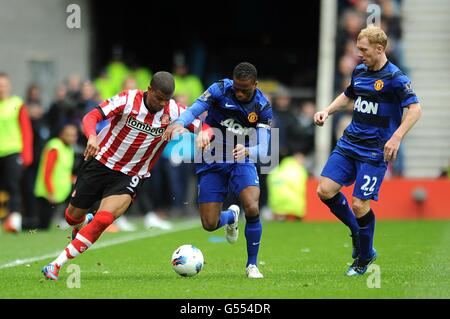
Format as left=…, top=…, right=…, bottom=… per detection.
left=1, top=219, right=449, bottom=298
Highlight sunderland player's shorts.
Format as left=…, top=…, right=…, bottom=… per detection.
left=197, top=163, right=260, bottom=203
left=321, top=150, right=387, bottom=201
left=70, top=158, right=145, bottom=209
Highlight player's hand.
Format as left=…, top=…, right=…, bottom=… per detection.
left=163, top=123, right=187, bottom=141
left=195, top=130, right=211, bottom=149
left=314, top=111, right=329, bottom=126
left=84, top=135, right=99, bottom=161
left=384, top=134, right=401, bottom=162
left=233, top=144, right=248, bottom=160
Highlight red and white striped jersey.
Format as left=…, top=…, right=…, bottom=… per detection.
left=95, top=89, right=200, bottom=178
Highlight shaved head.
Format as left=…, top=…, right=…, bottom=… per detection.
left=150, top=71, right=175, bottom=97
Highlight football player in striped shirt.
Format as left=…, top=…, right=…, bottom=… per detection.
left=42, top=71, right=208, bottom=280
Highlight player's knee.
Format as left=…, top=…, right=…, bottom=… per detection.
left=65, top=206, right=78, bottom=222
left=317, top=184, right=334, bottom=201
left=201, top=218, right=218, bottom=232
left=352, top=199, right=368, bottom=216
left=243, top=202, right=259, bottom=218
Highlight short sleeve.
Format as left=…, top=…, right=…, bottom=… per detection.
left=98, top=90, right=128, bottom=119
left=393, top=74, right=419, bottom=108
left=257, top=103, right=273, bottom=129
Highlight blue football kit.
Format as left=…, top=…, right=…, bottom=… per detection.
left=175, top=78, right=272, bottom=203
left=174, top=78, right=272, bottom=270
left=320, top=60, right=420, bottom=273
left=322, top=61, right=419, bottom=200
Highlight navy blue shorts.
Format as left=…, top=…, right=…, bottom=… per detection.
left=197, top=163, right=259, bottom=203
left=321, top=150, right=387, bottom=201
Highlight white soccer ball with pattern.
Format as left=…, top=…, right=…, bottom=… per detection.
left=171, top=244, right=204, bottom=277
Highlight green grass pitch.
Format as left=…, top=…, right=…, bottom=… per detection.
left=1, top=219, right=449, bottom=298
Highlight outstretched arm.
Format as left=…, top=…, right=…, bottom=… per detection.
left=163, top=101, right=210, bottom=141
left=314, top=93, right=351, bottom=126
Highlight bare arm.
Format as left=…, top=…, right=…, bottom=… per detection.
left=384, top=103, right=422, bottom=162
left=314, top=93, right=351, bottom=126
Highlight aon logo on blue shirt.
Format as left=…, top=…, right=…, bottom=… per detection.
left=354, top=96, right=379, bottom=115
left=220, top=118, right=252, bottom=135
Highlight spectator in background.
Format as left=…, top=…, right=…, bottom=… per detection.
left=336, top=8, right=364, bottom=60
left=0, top=73, right=33, bottom=233
left=272, top=88, right=295, bottom=159
left=122, top=76, right=138, bottom=91
left=47, top=84, right=72, bottom=137
left=80, top=81, right=99, bottom=113
left=66, top=74, right=82, bottom=107
left=26, top=84, right=42, bottom=105
left=94, top=61, right=152, bottom=100
left=131, top=67, right=152, bottom=91
left=48, top=75, right=84, bottom=133
left=34, top=124, right=78, bottom=229
left=173, top=54, right=204, bottom=106
left=94, top=70, right=116, bottom=100
left=335, top=40, right=360, bottom=91
left=80, top=81, right=104, bottom=139
left=21, top=101, right=49, bottom=229
left=267, top=153, right=308, bottom=221
left=106, top=60, right=130, bottom=94
left=287, top=101, right=316, bottom=156
left=286, top=100, right=316, bottom=174
left=379, top=0, right=404, bottom=68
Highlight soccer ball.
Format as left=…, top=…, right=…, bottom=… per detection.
left=171, top=244, right=204, bottom=277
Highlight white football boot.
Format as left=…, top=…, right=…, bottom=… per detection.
left=225, top=205, right=240, bottom=244
left=246, top=264, right=264, bottom=279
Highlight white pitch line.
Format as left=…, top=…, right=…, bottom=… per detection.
left=0, top=219, right=200, bottom=270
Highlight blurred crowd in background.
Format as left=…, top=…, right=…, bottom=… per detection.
left=1, top=0, right=448, bottom=234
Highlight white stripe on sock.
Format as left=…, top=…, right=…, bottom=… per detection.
left=66, top=244, right=80, bottom=258
left=75, top=234, right=93, bottom=247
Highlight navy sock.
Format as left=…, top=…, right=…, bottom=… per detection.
left=321, top=192, right=359, bottom=235
left=357, top=209, right=376, bottom=260
left=245, top=215, right=262, bottom=267
left=214, top=209, right=236, bottom=230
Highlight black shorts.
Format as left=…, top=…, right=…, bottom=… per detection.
left=70, top=159, right=145, bottom=209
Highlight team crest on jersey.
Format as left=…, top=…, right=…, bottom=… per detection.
left=248, top=112, right=258, bottom=123
left=374, top=79, right=384, bottom=91
left=160, top=114, right=170, bottom=125
left=126, top=116, right=165, bottom=137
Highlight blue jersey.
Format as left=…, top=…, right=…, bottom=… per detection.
left=199, top=79, right=272, bottom=140
left=339, top=61, right=419, bottom=165
left=192, top=79, right=272, bottom=169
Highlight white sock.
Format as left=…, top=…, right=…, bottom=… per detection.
left=54, top=250, right=69, bottom=267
